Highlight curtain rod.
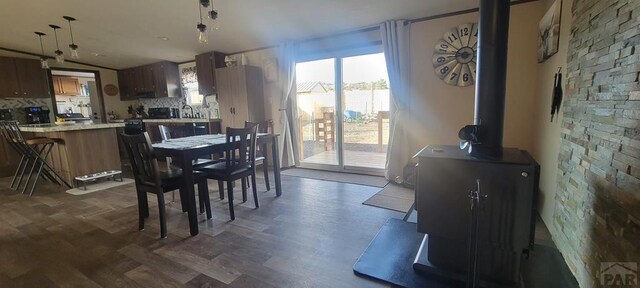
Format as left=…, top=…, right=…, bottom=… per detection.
left=227, top=0, right=540, bottom=55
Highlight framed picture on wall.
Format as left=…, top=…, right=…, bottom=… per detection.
left=538, top=0, right=562, bottom=63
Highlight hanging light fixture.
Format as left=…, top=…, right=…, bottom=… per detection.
left=34, top=32, right=49, bottom=69
left=208, top=0, right=218, bottom=20
left=49, top=24, right=64, bottom=64
left=196, top=2, right=208, bottom=44
left=63, top=16, right=79, bottom=59
left=199, top=0, right=210, bottom=7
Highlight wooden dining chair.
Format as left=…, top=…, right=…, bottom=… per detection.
left=120, top=132, right=211, bottom=238
left=245, top=120, right=271, bottom=191
left=197, top=126, right=258, bottom=220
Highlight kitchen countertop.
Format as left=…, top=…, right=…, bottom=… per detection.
left=109, top=118, right=221, bottom=124
left=19, top=123, right=124, bottom=132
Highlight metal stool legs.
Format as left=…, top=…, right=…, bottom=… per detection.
left=25, top=142, right=55, bottom=196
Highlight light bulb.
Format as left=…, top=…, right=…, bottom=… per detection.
left=40, top=58, right=49, bottom=69
left=55, top=50, right=64, bottom=64
left=197, top=23, right=208, bottom=44
left=70, top=44, right=79, bottom=59
left=198, top=30, right=208, bottom=43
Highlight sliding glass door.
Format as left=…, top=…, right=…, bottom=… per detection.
left=294, top=52, right=389, bottom=174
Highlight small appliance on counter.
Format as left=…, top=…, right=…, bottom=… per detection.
left=0, top=109, right=13, bottom=121
left=148, top=107, right=172, bottom=119
left=57, top=113, right=91, bottom=124
left=24, top=107, right=51, bottom=124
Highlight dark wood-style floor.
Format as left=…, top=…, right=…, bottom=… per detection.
left=0, top=174, right=401, bottom=287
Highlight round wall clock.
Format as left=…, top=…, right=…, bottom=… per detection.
left=432, top=23, right=478, bottom=87
left=103, top=84, right=119, bottom=96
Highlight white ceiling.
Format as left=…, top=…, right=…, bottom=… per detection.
left=0, top=0, right=483, bottom=69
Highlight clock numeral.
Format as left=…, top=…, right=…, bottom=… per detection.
left=463, top=73, right=470, bottom=82
left=448, top=34, right=458, bottom=42
left=440, top=43, right=449, bottom=49
left=437, top=57, right=446, bottom=63
left=460, top=27, right=469, bottom=36
left=440, top=66, right=450, bottom=74
left=450, top=72, right=458, bottom=81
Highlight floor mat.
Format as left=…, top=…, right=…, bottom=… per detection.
left=363, top=183, right=414, bottom=213
left=281, top=168, right=388, bottom=187
left=66, top=178, right=135, bottom=195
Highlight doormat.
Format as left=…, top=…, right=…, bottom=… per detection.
left=281, top=168, right=388, bottom=187
left=66, top=178, right=135, bottom=195
left=363, top=183, right=414, bottom=213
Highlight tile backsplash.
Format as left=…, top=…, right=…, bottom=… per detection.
left=138, top=96, right=219, bottom=119
left=0, top=98, right=53, bottom=123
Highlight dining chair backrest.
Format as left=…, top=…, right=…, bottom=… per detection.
left=124, top=118, right=146, bottom=135
left=245, top=120, right=273, bottom=134
left=120, top=132, right=161, bottom=188
left=225, top=126, right=257, bottom=170
left=158, top=125, right=172, bottom=141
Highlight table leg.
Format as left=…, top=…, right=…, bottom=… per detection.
left=178, top=154, right=199, bottom=236
left=271, top=136, right=282, bottom=197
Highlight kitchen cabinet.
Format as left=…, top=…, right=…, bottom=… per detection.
left=195, top=51, right=226, bottom=96
left=118, top=61, right=180, bottom=100
left=153, top=62, right=180, bottom=98
left=52, top=76, right=81, bottom=95
left=0, top=56, right=49, bottom=98
left=215, top=65, right=265, bottom=130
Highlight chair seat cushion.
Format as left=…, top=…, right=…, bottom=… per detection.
left=161, top=169, right=206, bottom=181
left=198, top=162, right=252, bottom=177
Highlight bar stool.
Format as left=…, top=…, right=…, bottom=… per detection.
left=0, top=121, right=70, bottom=196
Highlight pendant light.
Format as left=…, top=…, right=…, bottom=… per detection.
left=49, top=24, right=64, bottom=64
left=63, top=16, right=79, bottom=59
left=200, top=0, right=210, bottom=7
left=196, top=2, right=208, bottom=44
left=34, top=32, right=49, bottom=69
left=208, top=0, right=218, bottom=20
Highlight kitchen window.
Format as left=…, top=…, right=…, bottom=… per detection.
left=181, top=64, right=203, bottom=105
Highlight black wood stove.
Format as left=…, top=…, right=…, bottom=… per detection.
left=412, top=0, right=540, bottom=286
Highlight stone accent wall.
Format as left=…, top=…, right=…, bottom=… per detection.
left=554, top=0, right=640, bottom=286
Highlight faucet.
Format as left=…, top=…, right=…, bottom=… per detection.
left=182, top=104, right=193, bottom=118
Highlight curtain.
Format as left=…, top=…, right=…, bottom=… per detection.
left=274, top=40, right=297, bottom=167
left=380, top=20, right=412, bottom=182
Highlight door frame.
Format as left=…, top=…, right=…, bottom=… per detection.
left=293, top=49, right=386, bottom=176
left=47, top=67, right=107, bottom=123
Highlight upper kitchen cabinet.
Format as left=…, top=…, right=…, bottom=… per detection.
left=0, top=56, right=49, bottom=98
left=52, top=76, right=81, bottom=96
left=153, top=62, right=180, bottom=98
left=118, top=61, right=180, bottom=100
left=215, top=65, right=265, bottom=130
left=195, top=51, right=226, bottom=96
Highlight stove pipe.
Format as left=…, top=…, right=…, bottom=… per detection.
left=460, top=0, right=511, bottom=159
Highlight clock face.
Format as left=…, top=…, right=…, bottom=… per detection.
left=432, top=23, right=478, bottom=87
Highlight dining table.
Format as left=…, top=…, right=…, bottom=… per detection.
left=152, top=133, right=282, bottom=236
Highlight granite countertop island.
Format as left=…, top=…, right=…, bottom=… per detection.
left=109, top=118, right=221, bottom=124
left=19, top=123, right=125, bottom=132
left=20, top=123, right=123, bottom=186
